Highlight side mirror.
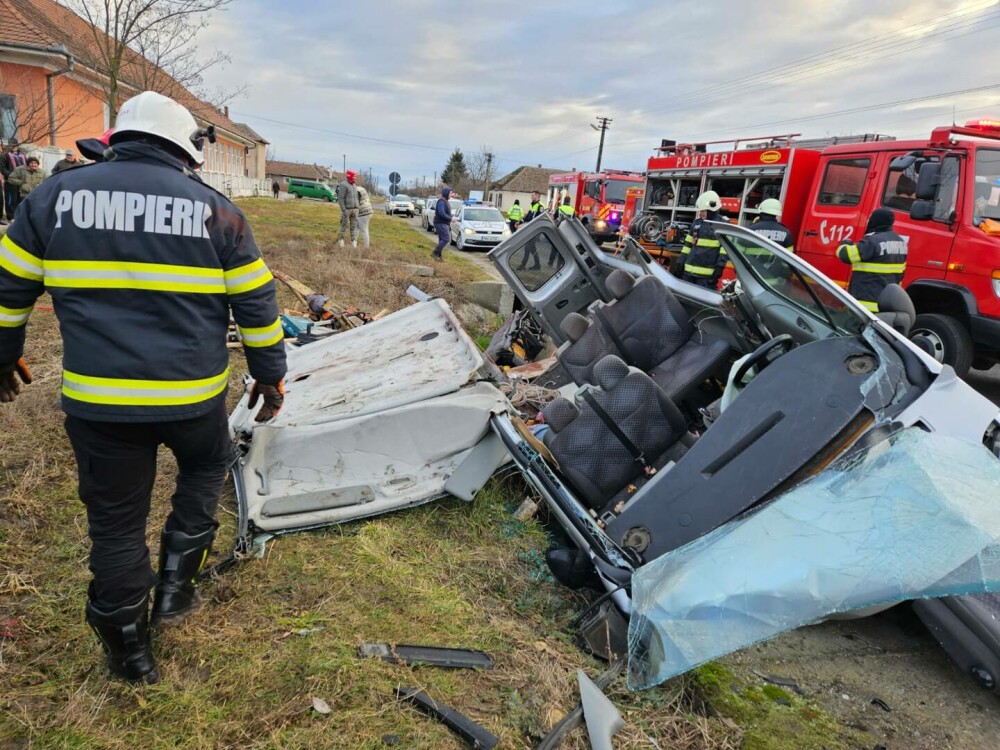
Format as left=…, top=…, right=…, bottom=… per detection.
left=915, top=162, right=941, bottom=200
left=909, top=200, right=935, bottom=221
left=890, top=154, right=918, bottom=170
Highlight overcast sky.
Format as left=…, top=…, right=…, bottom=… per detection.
left=200, top=0, right=999, bottom=188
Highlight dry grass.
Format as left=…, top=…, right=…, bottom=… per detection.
left=0, top=200, right=846, bottom=749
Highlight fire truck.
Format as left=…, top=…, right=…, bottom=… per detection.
left=547, top=169, right=645, bottom=243
left=630, top=122, right=1000, bottom=377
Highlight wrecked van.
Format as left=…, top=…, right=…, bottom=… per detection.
left=228, top=215, right=1000, bottom=691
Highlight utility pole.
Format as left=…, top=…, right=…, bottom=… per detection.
left=591, top=116, right=612, bottom=172
left=483, top=152, right=494, bottom=200
left=342, top=154, right=346, bottom=173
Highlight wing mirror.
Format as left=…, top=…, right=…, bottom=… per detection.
left=909, top=201, right=935, bottom=221
left=915, top=162, right=941, bottom=200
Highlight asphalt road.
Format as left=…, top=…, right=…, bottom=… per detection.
left=969, top=364, right=1000, bottom=406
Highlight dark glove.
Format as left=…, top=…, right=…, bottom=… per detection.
left=248, top=379, right=284, bottom=422
left=0, top=357, right=32, bottom=403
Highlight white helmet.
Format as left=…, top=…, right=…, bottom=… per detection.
left=695, top=190, right=721, bottom=211
left=758, top=198, right=782, bottom=217
left=111, top=91, right=211, bottom=165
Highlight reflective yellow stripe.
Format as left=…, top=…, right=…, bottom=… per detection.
left=0, top=303, right=32, bottom=328
left=0, top=235, right=44, bottom=281
left=224, top=258, right=273, bottom=295
left=684, top=234, right=694, bottom=244
left=44, top=260, right=225, bottom=293
left=853, top=262, right=906, bottom=274
left=238, top=318, right=284, bottom=348
left=681, top=246, right=691, bottom=255
left=684, top=264, right=716, bottom=277
left=843, top=244, right=861, bottom=264
left=785, top=244, right=795, bottom=254
left=62, top=368, right=230, bottom=406
left=696, top=239, right=721, bottom=248
left=859, top=299, right=879, bottom=311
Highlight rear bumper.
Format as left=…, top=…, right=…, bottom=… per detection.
left=970, top=314, right=1000, bottom=351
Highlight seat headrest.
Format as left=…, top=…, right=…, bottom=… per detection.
left=543, top=397, right=580, bottom=433
left=560, top=312, right=590, bottom=343
left=606, top=270, right=636, bottom=300
left=876, top=283, right=915, bottom=319
left=593, top=355, right=630, bottom=391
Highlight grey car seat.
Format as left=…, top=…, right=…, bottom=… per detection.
left=556, top=312, right=625, bottom=386
left=594, top=270, right=731, bottom=403
left=542, top=355, right=688, bottom=511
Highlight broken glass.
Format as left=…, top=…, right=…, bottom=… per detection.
left=627, top=428, right=1000, bottom=690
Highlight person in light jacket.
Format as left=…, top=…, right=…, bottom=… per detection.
left=335, top=170, right=360, bottom=247
left=356, top=184, right=373, bottom=248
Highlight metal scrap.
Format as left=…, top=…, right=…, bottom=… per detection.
left=359, top=643, right=494, bottom=670
left=394, top=687, right=499, bottom=749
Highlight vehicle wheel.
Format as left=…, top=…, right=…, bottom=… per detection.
left=910, top=313, right=974, bottom=378
left=324, top=195, right=332, bottom=202
left=295, top=193, right=302, bottom=199
left=450, top=233, right=457, bottom=246
left=456, top=235, right=465, bottom=251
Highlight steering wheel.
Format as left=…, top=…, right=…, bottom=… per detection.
left=733, top=334, right=795, bottom=385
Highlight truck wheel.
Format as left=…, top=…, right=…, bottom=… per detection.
left=910, top=313, right=974, bottom=378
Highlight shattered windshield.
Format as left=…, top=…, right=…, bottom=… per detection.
left=627, top=428, right=1000, bottom=690
left=723, top=232, right=867, bottom=335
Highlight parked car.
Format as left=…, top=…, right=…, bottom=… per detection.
left=450, top=205, right=511, bottom=250
left=422, top=197, right=465, bottom=231
left=287, top=179, right=336, bottom=202
left=386, top=194, right=415, bottom=216
left=413, top=198, right=426, bottom=211
left=229, top=214, right=1000, bottom=694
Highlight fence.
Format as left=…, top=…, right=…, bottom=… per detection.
left=200, top=172, right=271, bottom=199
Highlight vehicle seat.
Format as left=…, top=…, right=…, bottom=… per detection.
left=556, top=312, right=624, bottom=386
left=541, top=355, right=688, bottom=510
left=597, top=270, right=732, bottom=403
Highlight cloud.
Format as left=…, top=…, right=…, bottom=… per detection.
left=195, top=0, right=998, bottom=185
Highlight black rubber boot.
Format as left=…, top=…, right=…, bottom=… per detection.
left=86, top=595, right=159, bottom=685
left=151, top=528, right=214, bottom=627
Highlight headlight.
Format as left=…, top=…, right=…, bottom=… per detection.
left=464, top=227, right=475, bottom=235
left=502, top=229, right=511, bottom=236
left=594, top=220, right=608, bottom=230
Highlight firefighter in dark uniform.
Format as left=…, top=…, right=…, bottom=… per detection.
left=674, top=190, right=728, bottom=289
left=751, top=198, right=794, bottom=251
left=837, top=207, right=908, bottom=311
left=0, top=91, right=287, bottom=685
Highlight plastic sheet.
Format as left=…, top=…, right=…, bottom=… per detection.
left=627, top=428, right=1000, bottom=690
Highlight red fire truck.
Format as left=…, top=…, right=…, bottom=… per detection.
left=633, top=122, right=1000, bottom=376
left=547, top=169, right=646, bottom=243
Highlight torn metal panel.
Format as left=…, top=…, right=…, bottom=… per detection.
left=627, top=429, right=1000, bottom=690
left=394, top=687, right=499, bottom=749
left=578, top=669, right=625, bottom=750
left=230, top=300, right=509, bottom=534
left=358, top=643, right=494, bottom=670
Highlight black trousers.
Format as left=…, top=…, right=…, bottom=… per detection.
left=64, top=399, right=231, bottom=609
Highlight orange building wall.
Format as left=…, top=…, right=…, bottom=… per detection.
left=0, top=62, right=105, bottom=151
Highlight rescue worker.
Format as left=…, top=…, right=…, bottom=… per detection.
left=674, top=190, right=728, bottom=289
left=751, top=198, right=794, bottom=252
left=0, top=91, right=287, bottom=685
left=336, top=170, right=360, bottom=247
left=507, top=199, right=523, bottom=233
left=556, top=195, right=575, bottom=221
left=837, top=208, right=907, bottom=311
left=524, top=190, right=547, bottom=221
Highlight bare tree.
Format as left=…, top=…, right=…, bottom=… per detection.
left=0, top=69, right=88, bottom=148
left=466, top=145, right=494, bottom=183
left=63, top=0, right=234, bottom=123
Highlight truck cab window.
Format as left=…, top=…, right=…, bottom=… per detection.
left=585, top=181, right=602, bottom=201
left=973, top=149, right=1000, bottom=225
left=817, top=158, right=870, bottom=206
left=935, top=156, right=961, bottom=224
left=883, top=157, right=938, bottom=213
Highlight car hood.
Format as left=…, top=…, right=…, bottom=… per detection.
left=464, top=221, right=506, bottom=231
left=229, top=299, right=509, bottom=537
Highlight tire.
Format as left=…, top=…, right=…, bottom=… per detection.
left=450, top=233, right=457, bottom=246
left=457, top=235, right=465, bottom=251
left=295, top=193, right=302, bottom=199
left=910, top=313, right=974, bottom=378
left=324, top=196, right=332, bottom=202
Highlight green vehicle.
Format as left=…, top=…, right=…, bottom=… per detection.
left=287, top=179, right=336, bottom=202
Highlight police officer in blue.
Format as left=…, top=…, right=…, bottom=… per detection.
left=0, top=91, right=287, bottom=684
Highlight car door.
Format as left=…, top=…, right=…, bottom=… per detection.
left=452, top=207, right=462, bottom=241
left=489, top=216, right=607, bottom=344
left=797, top=155, right=873, bottom=285
left=880, top=153, right=952, bottom=280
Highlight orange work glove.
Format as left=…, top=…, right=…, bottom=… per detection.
left=0, top=358, right=32, bottom=403
left=248, top=379, right=284, bottom=422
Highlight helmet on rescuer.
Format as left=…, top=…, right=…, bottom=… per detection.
left=695, top=190, right=721, bottom=211
left=110, top=91, right=215, bottom=166
left=758, top=198, right=782, bottom=217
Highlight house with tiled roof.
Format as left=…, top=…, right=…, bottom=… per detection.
left=265, top=160, right=342, bottom=189
left=0, top=0, right=268, bottom=194
left=487, top=165, right=570, bottom=212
